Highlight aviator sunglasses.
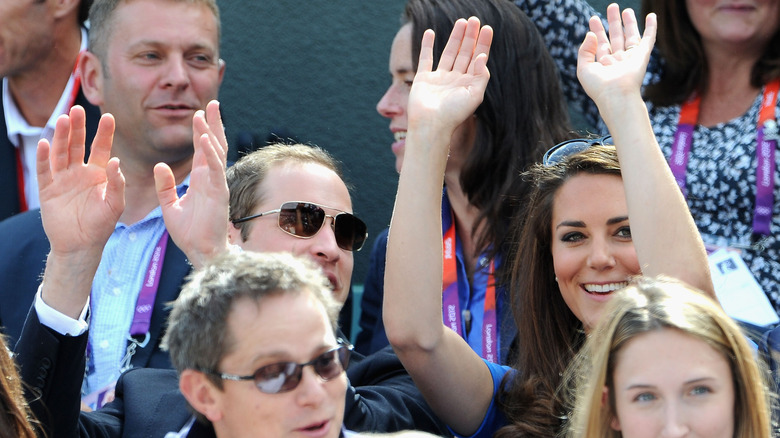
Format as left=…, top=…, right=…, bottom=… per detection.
left=232, top=201, right=368, bottom=252
left=207, top=342, right=353, bottom=394
left=542, top=135, right=613, bottom=166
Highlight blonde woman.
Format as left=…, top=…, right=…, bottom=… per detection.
left=562, top=276, right=773, bottom=438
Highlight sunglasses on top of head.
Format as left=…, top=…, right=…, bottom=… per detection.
left=205, top=341, right=353, bottom=394
left=542, top=135, right=613, bottom=166
left=231, top=201, right=368, bottom=252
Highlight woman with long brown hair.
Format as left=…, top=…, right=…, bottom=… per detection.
left=384, top=6, right=713, bottom=437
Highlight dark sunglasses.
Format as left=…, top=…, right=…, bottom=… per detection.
left=209, top=342, right=353, bottom=394
left=232, top=201, right=368, bottom=252
left=542, top=135, right=613, bottom=166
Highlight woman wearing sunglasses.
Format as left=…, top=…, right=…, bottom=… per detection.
left=384, top=7, right=714, bottom=438
left=358, top=0, right=573, bottom=361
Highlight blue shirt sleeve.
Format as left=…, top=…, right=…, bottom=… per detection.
left=450, top=360, right=512, bottom=438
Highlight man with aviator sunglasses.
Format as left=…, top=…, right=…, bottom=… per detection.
left=14, top=107, right=448, bottom=435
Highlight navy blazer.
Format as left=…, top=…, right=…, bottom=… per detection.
left=0, top=87, right=100, bottom=221
left=14, top=308, right=450, bottom=438
left=0, top=209, right=191, bottom=371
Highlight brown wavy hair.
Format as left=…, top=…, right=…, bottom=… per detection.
left=495, top=145, right=621, bottom=437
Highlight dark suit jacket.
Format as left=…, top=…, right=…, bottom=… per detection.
left=15, top=308, right=450, bottom=438
left=0, top=209, right=191, bottom=371
left=0, top=87, right=100, bottom=221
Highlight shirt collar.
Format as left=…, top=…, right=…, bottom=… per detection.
left=3, top=27, right=89, bottom=145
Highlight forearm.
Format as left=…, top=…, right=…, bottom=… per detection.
left=384, top=123, right=450, bottom=352
left=598, top=91, right=714, bottom=297
left=40, top=249, right=103, bottom=320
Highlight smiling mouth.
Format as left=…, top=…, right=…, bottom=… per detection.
left=393, top=131, right=406, bottom=142
left=158, top=105, right=193, bottom=110
left=582, top=282, right=628, bottom=294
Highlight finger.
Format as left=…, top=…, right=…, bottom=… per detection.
left=88, top=113, right=115, bottom=169
left=641, top=13, right=658, bottom=52
left=453, top=17, right=481, bottom=73
left=191, top=109, right=207, bottom=163
left=606, top=3, right=625, bottom=54
left=36, top=139, right=52, bottom=190
left=105, top=157, right=126, bottom=216
left=474, top=25, right=493, bottom=64
left=589, top=15, right=612, bottom=60
left=417, top=29, right=436, bottom=74
left=200, top=133, right=227, bottom=188
left=205, top=100, right=228, bottom=165
left=49, top=114, right=71, bottom=173
left=577, top=31, right=599, bottom=77
left=67, top=105, right=87, bottom=168
left=154, top=162, right=179, bottom=211
left=438, top=18, right=467, bottom=72
left=622, top=8, right=641, bottom=50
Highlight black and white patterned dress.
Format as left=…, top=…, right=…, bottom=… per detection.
left=516, top=0, right=780, bottom=315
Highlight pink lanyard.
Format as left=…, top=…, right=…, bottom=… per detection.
left=441, top=219, right=499, bottom=362
left=87, top=230, right=169, bottom=375
left=669, top=79, right=780, bottom=236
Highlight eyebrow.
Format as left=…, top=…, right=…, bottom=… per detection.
left=624, top=377, right=716, bottom=391
left=555, top=216, right=629, bottom=230
left=393, top=67, right=414, bottom=75
left=128, top=40, right=217, bottom=53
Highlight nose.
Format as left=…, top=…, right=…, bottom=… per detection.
left=587, top=237, right=616, bottom=271
left=162, top=56, right=191, bottom=90
left=376, top=85, right=402, bottom=119
left=309, top=216, right=342, bottom=262
left=294, top=365, right=329, bottom=407
left=660, top=403, right=690, bottom=438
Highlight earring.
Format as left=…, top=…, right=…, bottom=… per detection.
left=554, top=276, right=558, bottom=282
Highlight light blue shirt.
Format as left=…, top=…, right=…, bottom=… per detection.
left=84, top=181, right=188, bottom=395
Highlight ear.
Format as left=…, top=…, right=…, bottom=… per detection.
left=51, top=0, right=80, bottom=20
left=604, top=387, right=622, bottom=431
left=217, top=59, right=226, bottom=86
left=227, top=222, right=241, bottom=245
left=79, top=51, right=105, bottom=107
left=179, top=369, right=224, bottom=422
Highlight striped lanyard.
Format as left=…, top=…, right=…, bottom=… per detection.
left=669, top=78, right=780, bottom=236
left=441, top=218, right=499, bottom=362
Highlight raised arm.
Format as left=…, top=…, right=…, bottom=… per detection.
left=154, top=100, right=231, bottom=269
left=38, top=106, right=125, bottom=318
left=577, top=5, right=714, bottom=297
left=383, top=17, right=497, bottom=435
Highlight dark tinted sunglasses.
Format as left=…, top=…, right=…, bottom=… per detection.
left=209, top=343, right=352, bottom=394
left=542, top=135, right=613, bottom=166
left=232, top=201, right=368, bottom=252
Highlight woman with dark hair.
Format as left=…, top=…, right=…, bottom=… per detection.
left=384, top=7, right=714, bottom=438
left=356, top=0, right=573, bottom=361
left=514, top=0, right=780, bottom=318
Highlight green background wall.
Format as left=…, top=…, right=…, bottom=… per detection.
left=217, top=0, right=639, bottom=285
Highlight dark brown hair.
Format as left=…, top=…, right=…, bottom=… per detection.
left=495, top=145, right=621, bottom=437
left=403, top=0, right=573, bottom=259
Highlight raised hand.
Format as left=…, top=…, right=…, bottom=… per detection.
left=155, top=100, right=230, bottom=269
left=577, top=5, right=657, bottom=104
left=407, top=16, right=493, bottom=133
left=38, top=106, right=125, bottom=256
left=38, top=106, right=125, bottom=318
